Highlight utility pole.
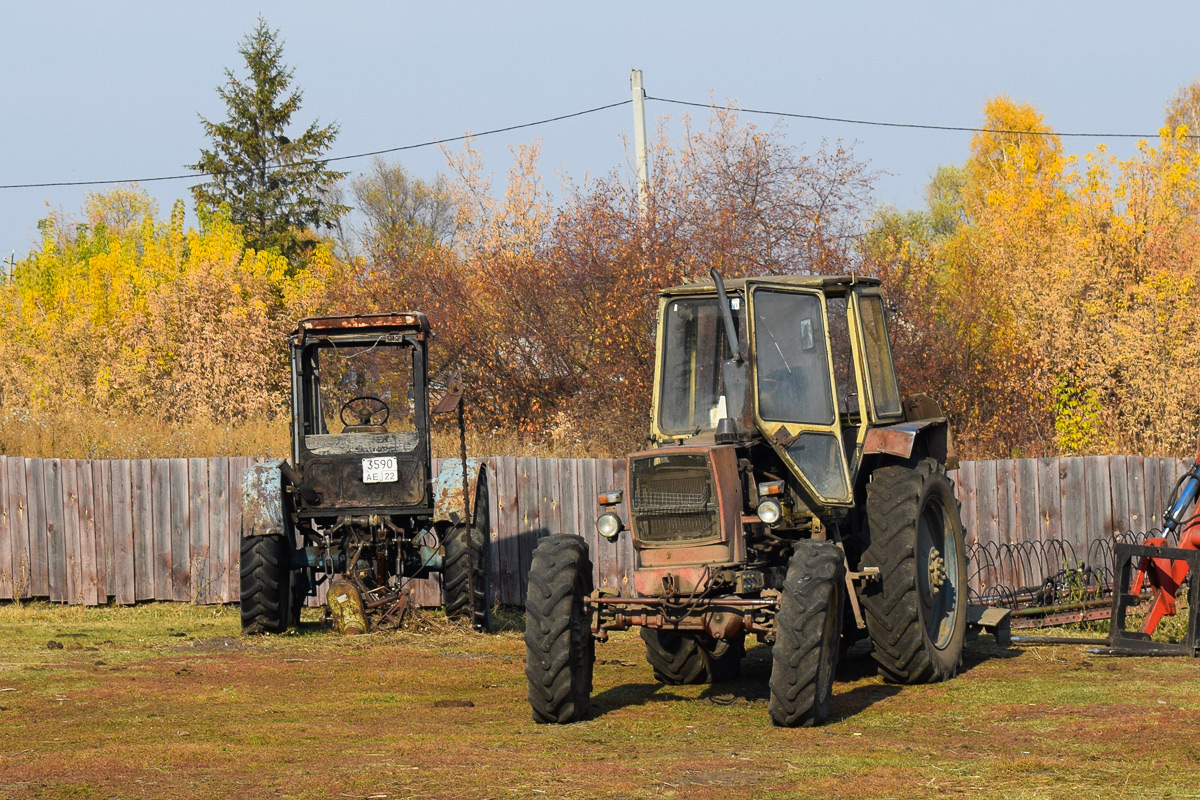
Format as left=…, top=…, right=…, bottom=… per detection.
left=631, top=68, right=650, bottom=217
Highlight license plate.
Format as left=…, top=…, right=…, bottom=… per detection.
left=362, top=456, right=398, bottom=484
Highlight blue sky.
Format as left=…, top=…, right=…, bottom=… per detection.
left=3, top=1, right=1198, bottom=261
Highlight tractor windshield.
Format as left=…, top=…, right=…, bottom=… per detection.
left=658, top=296, right=743, bottom=435
left=752, top=290, right=835, bottom=425
left=306, top=337, right=419, bottom=449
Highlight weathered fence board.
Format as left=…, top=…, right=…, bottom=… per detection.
left=131, top=460, right=153, bottom=602
left=0, top=453, right=1196, bottom=608
left=76, top=459, right=101, bottom=606
left=111, top=460, right=135, bottom=605
left=43, top=460, right=65, bottom=602
left=24, top=459, right=47, bottom=599
left=0, top=458, right=10, bottom=599
left=493, top=456, right=521, bottom=606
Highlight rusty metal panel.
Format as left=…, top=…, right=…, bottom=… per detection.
left=432, top=457, right=480, bottom=525
left=241, top=464, right=284, bottom=538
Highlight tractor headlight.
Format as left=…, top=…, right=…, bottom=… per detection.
left=757, top=498, right=783, bottom=526
left=596, top=512, right=624, bottom=541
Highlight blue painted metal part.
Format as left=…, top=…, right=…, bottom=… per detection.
left=433, top=458, right=481, bottom=526
left=1164, top=466, right=1200, bottom=534
left=418, top=543, right=444, bottom=571
left=242, top=463, right=285, bottom=537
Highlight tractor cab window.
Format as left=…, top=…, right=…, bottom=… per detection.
left=305, top=336, right=419, bottom=452
left=659, top=296, right=743, bottom=435
left=858, top=295, right=902, bottom=418
left=752, top=290, right=835, bottom=425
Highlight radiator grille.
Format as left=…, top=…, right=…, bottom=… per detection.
left=630, top=453, right=719, bottom=545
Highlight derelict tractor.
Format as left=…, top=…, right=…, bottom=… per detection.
left=239, top=312, right=491, bottom=635
left=525, top=272, right=969, bottom=726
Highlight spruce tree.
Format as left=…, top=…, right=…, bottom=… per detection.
left=190, top=17, right=346, bottom=258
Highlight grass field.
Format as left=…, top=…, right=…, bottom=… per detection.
left=1, top=602, right=1199, bottom=800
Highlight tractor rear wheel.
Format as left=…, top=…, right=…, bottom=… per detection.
left=525, top=535, right=595, bottom=724
left=768, top=539, right=845, bottom=727
left=861, top=457, right=968, bottom=683
left=240, top=534, right=293, bottom=635
left=641, top=630, right=746, bottom=684
left=444, top=524, right=491, bottom=632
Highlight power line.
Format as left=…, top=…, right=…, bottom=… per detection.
left=649, top=95, right=1199, bottom=140
left=0, top=99, right=633, bottom=190
left=2, top=93, right=1194, bottom=192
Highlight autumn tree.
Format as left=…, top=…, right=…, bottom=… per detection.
left=190, top=16, right=346, bottom=260
left=1165, top=78, right=1200, bottom=150
left=351, top=158, right=460, bottom=262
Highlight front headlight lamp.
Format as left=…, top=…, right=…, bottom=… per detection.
left=596, top=512, right=624, bottom=541
left=757, top=498, right=783, bottom=526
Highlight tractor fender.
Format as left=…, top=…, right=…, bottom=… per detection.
left=241, top=462, right=286, bottom=538
left=863, top=418, right=958, bottom=469
left=433, top=458, right=488, bottom=527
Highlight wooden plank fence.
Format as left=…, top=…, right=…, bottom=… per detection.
left=0, top=454, right=1189, bottom=607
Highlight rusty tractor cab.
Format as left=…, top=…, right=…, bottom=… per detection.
left=525, top=273, right=969, bottom=726
left=240, top=312, right=491, bottom=635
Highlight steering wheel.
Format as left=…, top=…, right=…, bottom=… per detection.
left=340, top=395, right=390, bottom=428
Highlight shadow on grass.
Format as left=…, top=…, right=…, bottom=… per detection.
left=588, top=634, right=1022, bottom=722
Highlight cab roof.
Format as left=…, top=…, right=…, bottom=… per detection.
left=292, top=312, right=430, bottom=343
left=660, top=274, right=881, bottom=298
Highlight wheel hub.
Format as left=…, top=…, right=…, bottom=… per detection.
left=927, top=547, right=946, bottom=592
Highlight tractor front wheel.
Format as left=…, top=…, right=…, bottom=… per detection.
left=768, top=539, right=845, bottom=727
left=524, top=535, right=595, bottom=724
left=444, top=524, right=491, bottom=632
left=240, top=534, right=293, bottom=635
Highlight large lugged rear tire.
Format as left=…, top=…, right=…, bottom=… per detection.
left=641, top=629, right=746, bottom=684
left=768, top=539, right=845, bottom=727
left=525, top=535, right=595, bottom=724
left=861, top=457, right=968, bottom=684
left=240, top=534, right=292, bottom=635
left=444, top=524, right=491, bottom=633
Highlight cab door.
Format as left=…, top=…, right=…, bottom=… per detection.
left=749, top=286, right=853, bottom=507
